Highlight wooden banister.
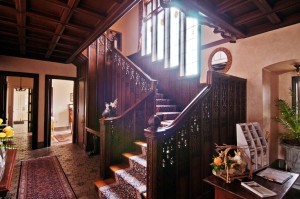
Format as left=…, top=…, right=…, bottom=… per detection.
left=98, top=35, right=157, bottom=179
left=145, top=70, right=247, bottom=198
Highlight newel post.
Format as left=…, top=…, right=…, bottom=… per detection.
left=99, top=118, right=111, bottom=179
left=144, top=115, right=161, bottom=199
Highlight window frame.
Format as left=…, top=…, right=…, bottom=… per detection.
left=141, top=0, right=201, bottom=77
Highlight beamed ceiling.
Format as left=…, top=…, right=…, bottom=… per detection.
left=0, top=0, right=300, bottom=64
left=0, top=0, right=139, bottom=63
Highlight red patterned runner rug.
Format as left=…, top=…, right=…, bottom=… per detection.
left=17, top=155, right=76, bottom=199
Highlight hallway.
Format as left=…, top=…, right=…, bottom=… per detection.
left=5, top=131, right=100, bottom=199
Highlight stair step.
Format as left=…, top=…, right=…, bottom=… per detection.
left=129, top=154, right=147, bottom=176
left=115, top=168, right=146, bottom=194
left=157, top=112, right=181, bottom=120
left=156, top=93, right=164, bottom=99
left=122, top=152, right=140, bottom=159
left=160, top=120, right=174, bottom=127
left=134, top=141, right=147, bottom=147
left=94, top=178, right=115, bottom=189
left=134, top=141, right=147, bottom=155
left=109, top=163, right=128, bottom=173
left=156, top=99, right=171, bottom=105
left=156, top=105, right=177, bottom=112
left=99, top=182, right=139, bottom=199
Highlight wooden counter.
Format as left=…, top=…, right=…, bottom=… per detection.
left=204, top=171, right=299, bottom=199
left=0, top=149, right=17, bottom=197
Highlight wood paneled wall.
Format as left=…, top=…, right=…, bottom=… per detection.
left=129, top=54, right=206, bottom=110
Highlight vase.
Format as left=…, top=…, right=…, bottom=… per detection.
left=281, top=144, right=300, bottom=173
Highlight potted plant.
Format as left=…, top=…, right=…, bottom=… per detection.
left=275, top=99, right=300, bottom=172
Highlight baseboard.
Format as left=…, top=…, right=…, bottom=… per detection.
left=54, top=126, right=69, bottom=131
left=37, top=142, right=45, bottom=149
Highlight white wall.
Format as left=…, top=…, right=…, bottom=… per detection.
left=110, top=5, right=139, bottom=56
left=0, top=55, right=76, bottom=143
left=52, top=79, right=73, bottom=128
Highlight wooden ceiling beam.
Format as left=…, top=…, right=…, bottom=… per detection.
left=0, top=19, right=16, bottom=26
left=113, top=0, right=125, bottom=3
left=185, top=0, right=245, bottom=38
left=246, top=12, right=300, bottom=37
left=234, top=0, right=300, bottom=26
left=26, top=11, right=93, bottom=33
left=75, top=7, right=106, bottom=20
left=44, top=0, right=68, bottom=8
left=45, top=0, right=80, bottom=58
left=251, top=0, right=281, bottom=24
left=15, top=0, right=26, bottom=55
left=217, top=0, right=250, bottom=13
left=0, top=30, right=18, bottom=37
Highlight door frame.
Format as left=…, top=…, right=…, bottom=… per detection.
left=0, top=71, right=39, bottom=149
left=44, top=75, right=77, bottom=147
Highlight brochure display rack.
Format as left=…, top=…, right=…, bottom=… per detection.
left=236, top=122, right=269, bottom=171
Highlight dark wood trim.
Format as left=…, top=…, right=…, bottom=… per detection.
left=44, top=75, right=77, bottom=147
left=0, top=71, right=39, bottom=150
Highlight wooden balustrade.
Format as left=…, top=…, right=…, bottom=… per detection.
left=145, top=71, right=247, bottom=198
left=99, top=36, right=157, bottom=178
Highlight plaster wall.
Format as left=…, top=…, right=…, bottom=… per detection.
left=110, top=5, right=139, bottom=56
left=202, top=24, right=300, bottom=161
left=0, top=55, right=76, bottom=144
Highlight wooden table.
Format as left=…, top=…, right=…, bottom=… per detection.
left=0, top=149, right=17, bottom=197
left=204, top=170, right=299, bottom=199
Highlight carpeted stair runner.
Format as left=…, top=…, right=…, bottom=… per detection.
left=96, top=91, right=181, bottom=199
left=98, top=142, right=147, bottom=199
left=155, top=92, right=181, bottom=126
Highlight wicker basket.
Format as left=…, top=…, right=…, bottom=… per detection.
left=212, top=145, right=252, bottom=183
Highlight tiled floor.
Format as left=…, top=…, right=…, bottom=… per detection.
left=4, top=131, right=100, bottom=199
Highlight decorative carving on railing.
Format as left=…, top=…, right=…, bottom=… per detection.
left=145, top=71, right=247, bottom=198
left=98, top=33, right=157, bottom=179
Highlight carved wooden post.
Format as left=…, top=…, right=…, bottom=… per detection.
left=145, top=115, right=161, bottom=199
left=99, top=118, right=106, bottom=179
left=99, top=118, right=112, bottom=179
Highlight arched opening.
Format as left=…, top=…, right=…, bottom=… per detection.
left=262, top=59, right=300, bottom=162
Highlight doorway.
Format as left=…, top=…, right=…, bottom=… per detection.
left=45, top=76, right=76, bottom=147
left=0, top=72, right=38, bottom=149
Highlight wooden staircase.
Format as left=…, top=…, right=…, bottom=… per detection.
left=95, top=91, right=181, bottom=198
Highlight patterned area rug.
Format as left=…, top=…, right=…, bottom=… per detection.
left=17, top=155, right=76, bottom=199
left=53, top=131, right=72, bottom=142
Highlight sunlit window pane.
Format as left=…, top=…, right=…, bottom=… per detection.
left=170, top=8, right=180, bottom=67
left=146, top=19, right=152, bottom=55
left=185, top=17, right=198, bottom=76
left=146, top=3, right=152, bottom=15
left=157, top=10, right=164, bottom=60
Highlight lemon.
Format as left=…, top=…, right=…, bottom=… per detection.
left=0, top=133, right=6, bottom=138
left=3, top=126, right=12, bottom=133
left=5, top=130, right=14, bottom=137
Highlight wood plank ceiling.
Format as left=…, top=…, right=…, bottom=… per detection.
left=163, top=0, right=300, bottom=42
left=0, top=0, right=139, bottom=63
left=0, top=0, right=300, bottom=63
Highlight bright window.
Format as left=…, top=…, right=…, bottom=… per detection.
left=142, top=1, right=200, bottom=77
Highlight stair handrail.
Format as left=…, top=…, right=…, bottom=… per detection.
left=99, top=36, right=158, bottom=179
left=113, top=48, right=156, bottom=85
left=145, top=70, right=247, bottom=198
